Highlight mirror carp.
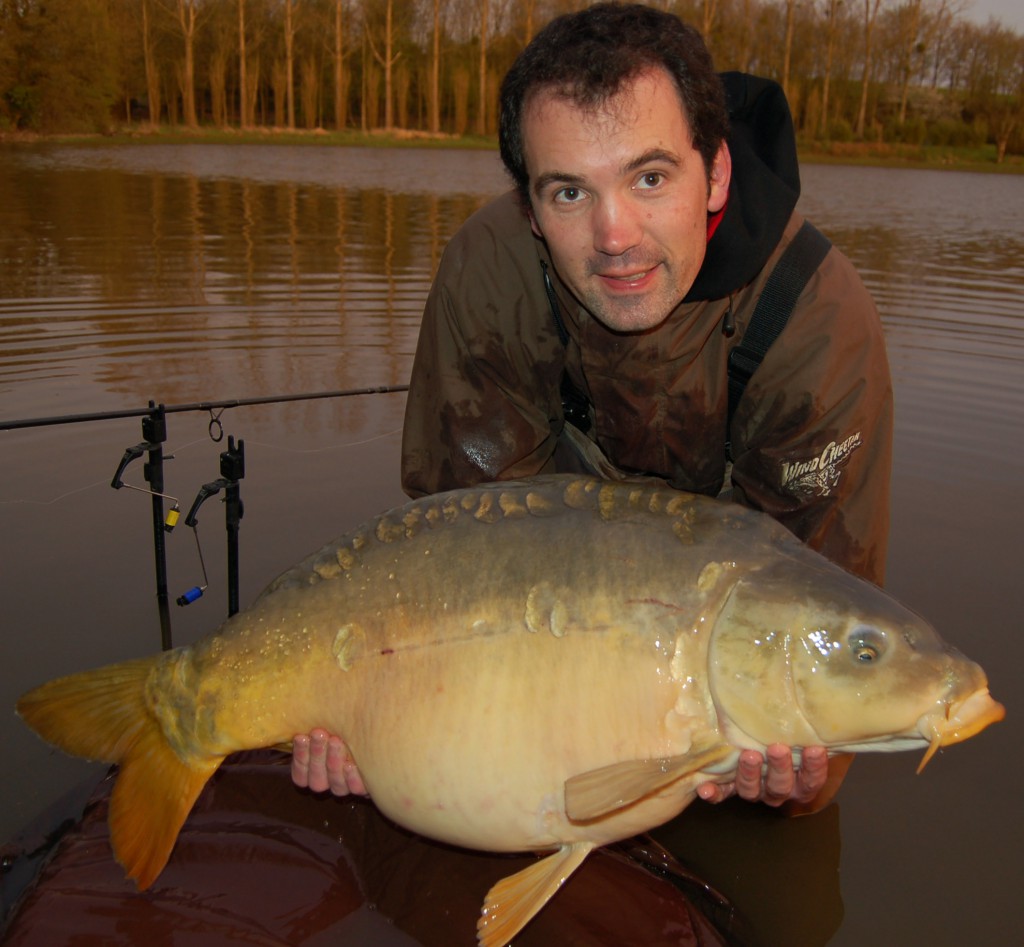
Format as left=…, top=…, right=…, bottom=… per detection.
left=18, top=476, right=1004, bottom=946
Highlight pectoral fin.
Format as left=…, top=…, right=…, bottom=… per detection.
left=564, top=742, right=733, bottom=822
left=476, top=842, right=593, bottom=947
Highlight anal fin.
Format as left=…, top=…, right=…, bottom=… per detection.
left=476, top=842, right=593, bottom=947
left=564, top=741, right=734, bottom=822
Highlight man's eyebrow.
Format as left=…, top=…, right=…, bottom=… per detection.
left=532, top=170, right=586, bottom=198
left=623, top=148, right=682, bottom=174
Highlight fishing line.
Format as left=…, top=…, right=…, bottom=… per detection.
left=0, top=427, right=397, bottom=507
left=0, top=477, right=111, bottom=507
left=0, top=436, right=210, bottom=507
left=241, top=427, right=403, bottom=455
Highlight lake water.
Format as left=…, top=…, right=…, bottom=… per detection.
left=1, top=144, right=1022, bottom=945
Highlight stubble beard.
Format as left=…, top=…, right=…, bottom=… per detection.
left=578, top=255, right=683, bottom=333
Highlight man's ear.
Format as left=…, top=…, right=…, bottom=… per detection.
left=526, top=202, right=544, bottom=238
left=707, top=142, right=732, bottom=214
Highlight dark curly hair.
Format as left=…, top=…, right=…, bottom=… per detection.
left=499, top=3, right=728, bottom=203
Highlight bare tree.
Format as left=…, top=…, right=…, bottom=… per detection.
left=428, top=0, right=443, bottom=134
left=522, top=0, right=538, bottom=44
left=142, top=0, right=162, bottom=127
left=284, top=0, right=297, bottom=129
left=967, top=22, right=1024, bottom=162
left=702, top=0, right=721, bottom=37
left=333, top=0, right=348, bottom=130
left=171, top=0, right=203, bottom=127
left=735, top=0, right=756, bottom=74
left=365, top=0, right=401, bottom=129
left=476, top=0, right=488, bottom=135
left=300, top=55, right=318, bottom=128
left=207, top=2, right=235, bottom=128
left=855, top=0, right=885, bottom=138
left=782, top=0, right=796, bottom=102
left=452, top=63, right=470, bottom=135
left=210, top=48, right=228, bottom=126
left=926, top=0, right=964, bottom=89
left=894, top=0, right=924, bottom=124
left=239, top=0, right=249, bottom=128
left=819, top=0, right=842, bottom=135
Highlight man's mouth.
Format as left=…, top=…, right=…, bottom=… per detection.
left=597, top=264, right=659, bottom=290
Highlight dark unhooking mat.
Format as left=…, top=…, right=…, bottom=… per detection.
left=2, top=751, right=738, bottom=946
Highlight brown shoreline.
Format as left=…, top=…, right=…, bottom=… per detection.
left=2, top=125, right=1021, bottom=175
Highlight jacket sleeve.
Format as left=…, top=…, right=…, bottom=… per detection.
left=401, top=196, right=566, bottom=498
left=729, top=244, right=893, bottom=585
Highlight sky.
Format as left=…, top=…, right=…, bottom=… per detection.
left=963, top=0, right=1024, bottom=32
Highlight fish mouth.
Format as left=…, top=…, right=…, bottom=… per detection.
left=916, top=688, right=1005, bottom=774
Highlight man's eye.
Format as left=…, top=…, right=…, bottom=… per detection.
left=554, top=186, right=585, bottom=204
left=636, top=172, right=664, bottom=190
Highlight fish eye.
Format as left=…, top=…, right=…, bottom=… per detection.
left=854, top=643, right=879, bottom=663
left=849, top=627, right=886, bottom=664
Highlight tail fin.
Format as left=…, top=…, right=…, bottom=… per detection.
left=17, top=656, right=222, bottom=889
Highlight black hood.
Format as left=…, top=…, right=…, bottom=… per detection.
left=685, top=72, right=802, bottom=302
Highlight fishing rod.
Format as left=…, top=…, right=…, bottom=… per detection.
left=0, top=384, right=410, bottom=431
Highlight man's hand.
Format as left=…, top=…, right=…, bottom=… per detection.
left=291, top=729, right=368, bottom=796
left=697, top=744, right=844, bottom=814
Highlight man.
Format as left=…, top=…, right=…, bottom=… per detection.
left=294, top=3, right=891, bottom=812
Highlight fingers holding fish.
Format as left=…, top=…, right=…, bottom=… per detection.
left=290, top=731, right=320, bottom=790
left=759, top=744, right=803, bottom=805
left=790, top=745, right=831, bottom=805
left=292, top=729, right=368, bottom=796
left=755, top=744, right=831, bottom=807
left=339, top=746, right=369, bottom=796
left=695, top=744, right=831, bottom=808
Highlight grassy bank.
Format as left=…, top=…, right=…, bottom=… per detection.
left=798, top=138, right=1024, bottom=174
left=3, top=124, right=1022, bottom=174
left=0, top=124, right=498, bottom=152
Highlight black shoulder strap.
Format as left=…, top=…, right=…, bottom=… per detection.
left=726, top=220, right=831, bottom=453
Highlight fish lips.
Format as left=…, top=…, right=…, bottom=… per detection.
left=915, top=687, right=1006, bottom=773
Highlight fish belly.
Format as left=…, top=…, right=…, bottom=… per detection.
left=335, top=626, right=701, bottom=851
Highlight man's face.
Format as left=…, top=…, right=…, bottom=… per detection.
left=523, top=67, right=730, bottom=333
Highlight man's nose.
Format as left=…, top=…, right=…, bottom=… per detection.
left=592, top=196, right=642, bottom=256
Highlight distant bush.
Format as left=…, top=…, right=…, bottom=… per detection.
left=827, top=119, right=854, bottom=142
left=927, top=118, right=986, bottom=148
left=4, top=86, right=39, bottom=131
left=885, top=117, right=927, bottom=145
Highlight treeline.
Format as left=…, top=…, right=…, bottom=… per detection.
left=1, top=0, right=1022, bottom=160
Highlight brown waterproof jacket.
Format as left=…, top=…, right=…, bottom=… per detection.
left=402, top=77, right=892, bottom=585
